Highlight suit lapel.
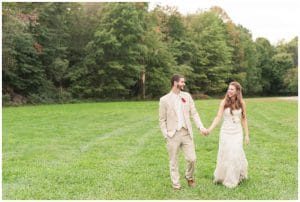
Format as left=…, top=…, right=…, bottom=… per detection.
left=168, top=91, right=189, bottom=116
left=168, top=92, right=178, bottom=116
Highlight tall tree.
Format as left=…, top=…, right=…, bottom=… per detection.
left=2, top=3, right=47, bottom=104
left=255, top=37, right=275, bottom=94
left=270, top=52, right=294, bottom=94
left=186, top=11, right=233, bottom=94
left=84, top=3, right=149, bottom=98
left=237, top=25, right=261, bottom=95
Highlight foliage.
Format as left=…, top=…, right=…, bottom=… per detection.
left=2, top=3, right=298, bottom=104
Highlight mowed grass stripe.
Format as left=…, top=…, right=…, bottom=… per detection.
left=2, top=102, right=156, bottom=198
left=241, top=99, right=297, bottom=199
left=2, top=98, right=297, bottom=199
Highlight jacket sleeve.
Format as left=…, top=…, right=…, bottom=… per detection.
left=159, top=98, right=168, bottom=138
left=188, top=93, right=204, bottom=130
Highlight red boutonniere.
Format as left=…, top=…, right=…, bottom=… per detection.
left=181, top=97, right=186, bottom=103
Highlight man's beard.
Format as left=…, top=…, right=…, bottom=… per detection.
left=177, top=85, right=184, bottom=90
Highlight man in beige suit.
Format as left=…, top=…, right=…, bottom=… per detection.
left=159, top=74, right=208, bottom=190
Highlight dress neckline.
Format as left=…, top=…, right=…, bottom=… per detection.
left=225, top=107, right=241, bottom=111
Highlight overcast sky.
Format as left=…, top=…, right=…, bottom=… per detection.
left=149, top=0, right=299, bottom=44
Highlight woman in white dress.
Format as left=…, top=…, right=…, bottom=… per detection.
left=207, top=81, right=250, bottom=188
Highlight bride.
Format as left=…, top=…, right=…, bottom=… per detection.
left=207, top=81, right=249, bottom=188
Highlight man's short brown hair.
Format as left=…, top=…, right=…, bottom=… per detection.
left=171, top=74, right=184, bottom=87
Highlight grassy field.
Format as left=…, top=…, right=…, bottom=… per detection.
left=2, top=98, right=298, bottom=199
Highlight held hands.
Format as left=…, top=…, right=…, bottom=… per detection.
left=200, top=127, right=209, bottom=136
left=200, top=127, right=214, bottom=136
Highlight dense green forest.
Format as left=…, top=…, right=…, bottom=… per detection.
left=2, top=2, right=298, bottom=105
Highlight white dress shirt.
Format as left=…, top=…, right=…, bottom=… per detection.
left=171, top=91, right=187, bottom=130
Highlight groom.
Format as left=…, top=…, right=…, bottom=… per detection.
left=159, top=74, right=208, bottom=190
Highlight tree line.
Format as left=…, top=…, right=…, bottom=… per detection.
left=2, top=2, right=298, bottom=105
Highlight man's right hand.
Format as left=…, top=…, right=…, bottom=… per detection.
left=200, top=128, right=209, bottom=136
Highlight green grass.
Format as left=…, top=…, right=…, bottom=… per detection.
left=2, top=98, right=298, bottom=199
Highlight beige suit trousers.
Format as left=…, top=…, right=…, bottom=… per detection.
left=166, top=128, right=196, bottom=188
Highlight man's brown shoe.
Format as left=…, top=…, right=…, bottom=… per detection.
left=173, top=187, right=181, bottom=191
left=186, top=177, right=196, bottom=187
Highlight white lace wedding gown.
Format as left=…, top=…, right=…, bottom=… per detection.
left=213, top=108, right=248, bottom=188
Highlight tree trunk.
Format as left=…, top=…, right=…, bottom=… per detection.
left=141, top=69, right=145, bottom=99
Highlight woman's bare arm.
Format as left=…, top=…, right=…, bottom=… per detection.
left=208, top=99, right=225, bottom=134
left=241, top=100, right=249, bottom=144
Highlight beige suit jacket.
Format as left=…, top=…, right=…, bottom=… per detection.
left=159, top=91, right=204, bottom=139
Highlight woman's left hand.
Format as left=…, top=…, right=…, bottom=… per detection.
left=245, top=135, right=250, bottom=145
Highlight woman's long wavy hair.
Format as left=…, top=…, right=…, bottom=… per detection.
left=224, top=81, right=245, bottom=119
